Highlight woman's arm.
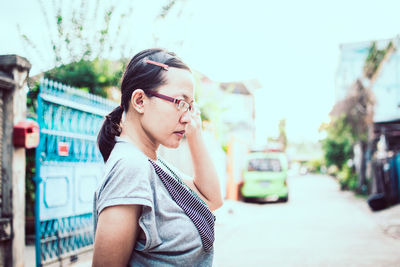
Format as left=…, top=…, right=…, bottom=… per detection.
left=92, top=205, right=141, bottom=267
left=184, top=111, right=223, bottom=211
left=186, top=132, right=223, bottom=211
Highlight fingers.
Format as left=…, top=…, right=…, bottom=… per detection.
left=192, top=103, right=201, bottom=116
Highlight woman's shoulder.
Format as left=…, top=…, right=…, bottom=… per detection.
left=100, top=138, right=153, bottom=181
left=109, top=137, right=149, bottom=165
left=97, top=138, right=154, bottom=202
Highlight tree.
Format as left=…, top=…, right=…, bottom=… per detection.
left=19, top=0, right=183, bottom=68
left=323, top=41, right=395, bottom=193
left=44, top=59, right=124, bottom=97
left=321, top=115, right=353, bottom=168
left=19, top=0, right=128, bottom=67
left=22, top=0, right=184, bottom=105
left=21, top=0, right=186, bottom=96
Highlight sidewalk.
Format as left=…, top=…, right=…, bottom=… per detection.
left=369, top=203, right=400, bottom=240
left=331, top=187, right=400, bottom=241
left=25, top=245, right=93, bottom=267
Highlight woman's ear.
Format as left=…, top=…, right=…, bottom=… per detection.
left=130, top=89, right=147, bottom=113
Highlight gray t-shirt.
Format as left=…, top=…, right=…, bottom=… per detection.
left=93, top=136, right=214, bottom=266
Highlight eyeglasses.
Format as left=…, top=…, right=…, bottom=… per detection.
left=147, top=91, right=199, bottom=114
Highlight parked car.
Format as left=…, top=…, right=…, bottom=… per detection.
left=240, top=151, right=289, bottom=202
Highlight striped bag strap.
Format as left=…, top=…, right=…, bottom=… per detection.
left=157, top=158, right=208, bottom=206
left=148, top=159, right=215, bottom=252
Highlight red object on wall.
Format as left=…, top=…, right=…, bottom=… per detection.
left=58, top=142, right=70, bottom=156
left=13, top=120, right=40, bottom=149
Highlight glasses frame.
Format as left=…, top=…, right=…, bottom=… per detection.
left=146, top=91, right=197, bottom=114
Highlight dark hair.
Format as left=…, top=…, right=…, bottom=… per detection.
left=97, top=48, right=191, bottom=162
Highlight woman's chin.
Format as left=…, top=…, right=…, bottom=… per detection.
left=162, top=140, right=181, bottom=149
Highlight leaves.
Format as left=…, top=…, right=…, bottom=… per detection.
left=158, top=0, right=178, bottom=19
left=44, top=59, right=124, bottom=97
left=363, top=41, right=394, bottom=79
left=321, top=114, right=353, bottom=168
left=25, top=149, right=36, bottom=217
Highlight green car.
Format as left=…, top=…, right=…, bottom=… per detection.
left=240, top=151, right=289, bottom=202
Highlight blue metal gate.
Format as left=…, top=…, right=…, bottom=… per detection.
left=34, top=79, right=116, bottom=266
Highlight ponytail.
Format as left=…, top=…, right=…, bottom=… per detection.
left=97, top=106, right=124, bottom=162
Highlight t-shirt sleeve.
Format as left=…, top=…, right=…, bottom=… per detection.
left=96, top=156, right=153, bottom=216
left=95, top=155, right=159, bottom=250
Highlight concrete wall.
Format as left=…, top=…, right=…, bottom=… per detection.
left=0, top=55, right=31, bottom=267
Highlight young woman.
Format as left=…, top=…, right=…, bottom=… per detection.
left=92, top=48, right=223, bottom=267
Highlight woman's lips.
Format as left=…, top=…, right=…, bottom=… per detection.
left=174, top=130, right=185, bottom=138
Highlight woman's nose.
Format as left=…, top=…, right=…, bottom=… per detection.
left=180, top=110, right=191, bottom=123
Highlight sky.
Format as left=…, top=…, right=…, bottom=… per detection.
left=1, top=0, right=400, bottom=144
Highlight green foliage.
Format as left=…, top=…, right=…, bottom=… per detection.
left=221, top=144, right=229, bottom=154
left=337, top=163, right=358, bottom=191
left=329, top=80, right=373, bottom=143
left=25, top=149, right=36, bottom=217
left=322, top=138, right=352, bottom=168
left=307, top=158, right=324, bottom=173
left=364, top=41, right=393, bottom=79
left=321, top=115, right=353, bottom=169
left=26, top=58, right=125, bottom=116
left=158, top=0, right=178, bottom=19
left=44, top=59, right=125, bottom=97
left=27, top=80, right=40, bottom=115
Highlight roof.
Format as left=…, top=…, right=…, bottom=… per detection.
left=219, top=79, right=262, bottom=95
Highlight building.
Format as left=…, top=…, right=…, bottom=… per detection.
left=336, top=37, right=400, bottom=123
left=335, top=36, right=400, bottom=206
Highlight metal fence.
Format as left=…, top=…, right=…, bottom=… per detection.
left=34, top=79, right=116, bottom=266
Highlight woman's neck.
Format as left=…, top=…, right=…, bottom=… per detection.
left=120, top=116, right=158, bottom=161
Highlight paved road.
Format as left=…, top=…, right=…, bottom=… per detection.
left=213, top=174, right=400, bottom=267
left=26, top=173, right=400, bottom=266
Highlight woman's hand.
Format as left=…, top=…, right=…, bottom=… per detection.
left=185, top=105, right=202, bottom=140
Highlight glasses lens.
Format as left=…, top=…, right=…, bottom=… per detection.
left=177, top=101, right=189, bottom=112
left=190, top=103, right=200, bottom=114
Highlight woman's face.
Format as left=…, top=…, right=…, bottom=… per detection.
left=141, top=67, right=195, bottom=149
